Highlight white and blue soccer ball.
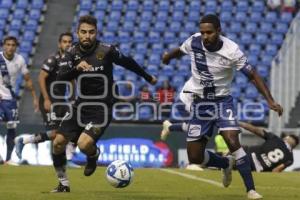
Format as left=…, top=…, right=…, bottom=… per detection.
left=106, top=160, right=134, bottom=188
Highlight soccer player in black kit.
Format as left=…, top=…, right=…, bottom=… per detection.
left=51, top=15, right=157, bottom=192
left=239, top=122, right=299, bottom=172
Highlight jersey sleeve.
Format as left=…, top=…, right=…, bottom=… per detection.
left=20, top=55, right=29, bottom=75
left=232, top=47, right=253, bottom=72
left=262, top=130, right=277, bottom=140
left=41, top=56, right=56, bottom=73
left=179, top=35, right=193, bottom=54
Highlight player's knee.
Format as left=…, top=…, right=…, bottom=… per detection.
left=53, top=138, right=66, bottom=153
left=77, top=139, right=93, bottom=151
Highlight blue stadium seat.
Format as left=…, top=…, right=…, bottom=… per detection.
left=154, top=21, right=166, bottom=32
left=80, top=0, right=93, bottom=11
left=240, top=33, right=253, bottom=45
left=271, top=33, right=284, bottom=45
left=220, top=12, right=231, bottom=22
left=148, top=32, right=160, bottom=43
left=247, top=54, right=258, bottom=66
left=172, top=75, right=185, bottom=88
left=275, top=23, right=288, bottom=33
left=139, top=21, right=150, bottom=32
left=9, top=19, right=22, bottom=31
left=142, top=0, right=154, bottom=11
left=102, top=32, right=116, bottom=43
left=245, top=22, right=257, bottom=33
left=24, top=20, right=38, bottom=31
left=236, top=1, right=248, bottom=12
left=256, top=65, right=269, bottom=78
left=133, top=32, right=145, bottom=43
left=22, top=31, right=36, bottom=42
left=188, top=11, right=200, bottom=22
left=157, top=74, right=169, bottom=85
left=205, top=1, right=217, bottom=13
left=169, top=22, right=181, bottom=33
left=245, top=85, right=259, bottom=99
left=235, top=12, right=247, bottom=22
left=122, top=21, right=134, bottom=32
left=119, top=43, right=131, bottom=56
left=251, top=1, right=265, bottom=12
left=148, top=65, right=159, bottom=76
left=249, top=44, right=261, bottom=55
left=265, top=44, right=278, bottom=56
left=265, top=12, right=277, bottom=23
left=109, top=11, right=121, bottom=21
left=15, top=0, right=28, bottom=9
left=114, top=66, right=125, bottom=76
left=260, top=55, right=273, bottom=66
left=106, top=21, right=118, bottom=32
left=148, top=54, right=160, bottom=65
left=140, top=11, right=152, bottom=22
left=179, top=32, right=190, bottom=43
left=94, top=10, right=105, bottom=20
left=133, top=54, right=144, bottom=65
left=158, top=0, right=170, bottom=11
left=220, top=0, right=233, bottom=12
left=249, top=12, right=262, bottom=23
left=229, top=22, right=242, bottom=33
left=231, top=85, right=241, bottom=99
left=0, top=8, right=9, bottom=19
left=189, top=0, right=201, bottom=11
left=172, top=11, right=184, bottom=22
left=135, top=43, right=147, bottom=55
left=118, top=31, right=130, bottom=43
left=280, top=12, right=293, bottom=23
left=113, top=74, right=123, bottom=81
left=13, top=9, right=26, bottom=20
left=151, top=43, right=164, bottom=54
left=78, top=10, right=90, bottom=17
left=162, top=65, right=174, bottom=76
left=173, top=1, right=185, bottom=11
left=184, top=22, right=197, bottom=33
left=0, top=19, right=6, bottom=29
left=125, top=72, right=138, bottom=82
left=255, top=33, right=268, bottom=45
left=19, top=41, right=32, bottom=54
left=31, top=0, right=44, bottom=9
left=235, top=74, right=248, bottom=88
left=160, top=10, right=174, bottom=22
left=124, top=11, right=137, bottom=21
left=111, top=0, right=123, bottom=11
left=127, top=0, right=139, bottom=11
left=259, top=22, right=273, bottom=33
left=7, top=30, right=20, bottom=38
left=0, top=0, right=13, bottom=9
left=226, top=32, right=238, bottom=42
left=95, top=0, right=107, bottom=10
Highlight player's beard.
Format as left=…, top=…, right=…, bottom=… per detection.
left=80, top=40, right=96, bottom=52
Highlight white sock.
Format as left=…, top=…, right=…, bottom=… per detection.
left=55, top=166, right=69, bottom=186
left=232, top=147, right=247, bottom=160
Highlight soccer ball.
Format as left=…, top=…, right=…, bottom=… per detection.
left=106, top=160, right=134, bottom=188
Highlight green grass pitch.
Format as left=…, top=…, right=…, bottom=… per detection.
left=0, top=165, right=299, bottom=200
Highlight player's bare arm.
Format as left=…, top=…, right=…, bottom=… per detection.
left=162, top=48, right=185, bottom=65
left=238, top=121, right=265, bottom=138
left=272, top=164, right=286, bottom=172
left=24, top=73, right=39, bottom=112
left=242, top=68, right=283, bottom=116
left=38, top=70, right=51, bottom=112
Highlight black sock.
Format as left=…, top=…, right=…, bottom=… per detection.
left=6, top=129, right=16, bottom=161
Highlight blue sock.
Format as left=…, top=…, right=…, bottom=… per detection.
left=169, top=123, right=183, bottom=131
left=236, top=155, right=255, bottom=192
left=6, top=128, right=16, bottom=161
left=205, top=151, right=229, bottom=169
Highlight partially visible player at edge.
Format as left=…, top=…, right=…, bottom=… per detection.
left=161, top=14, right=283, bottom=199
left=0, top=36, right=38, bottom=164
left=14, top=32, right=79, bottom=167
left=50, top=15, right=156, bottom=192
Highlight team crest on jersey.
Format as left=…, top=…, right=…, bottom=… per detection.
left=218, top=57, right=231, bottom=66
left=96, top=51, right=105, bottom=60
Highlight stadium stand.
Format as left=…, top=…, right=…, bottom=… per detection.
left=74, top=0, right=296, bottom=123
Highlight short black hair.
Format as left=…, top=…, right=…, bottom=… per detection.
left=58, top=32, right=73, bottom=42
left=289, top=134, right=299, bottom=146
left=200, top=14, right=221, bottom=30
left=77, top=15, right=97, bottom=30
left=3, top=36, right=19, bottom=46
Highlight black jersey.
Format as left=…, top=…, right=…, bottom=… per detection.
left=57, top=41, right=152, bottom=107
left=40, top=52, right=69, bottom=102
left=247, top=131, right=293, bottom=172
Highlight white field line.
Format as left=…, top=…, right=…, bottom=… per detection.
left=160, top=168, right=223, bottom=188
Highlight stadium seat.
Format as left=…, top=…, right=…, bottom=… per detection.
left=271, top=33, right=284, bottom=45
left=247, top=54, right=258, bottom=66
left=171, top=75, right=185, bottom=88
left=205, top=1, right=217, bottom=13
left=231, top=85, right=241, bottom=99
left=188, top=11, right=200, bottom=22
left=106, top=21, right=118, bottom=32
left=133, top=32, right=145, bottom=43
left=31, top=0, right=44, bottom=9
left=226, top=32, right=238, bottom=42
left=236, top=1, right=248, bottom=12
left=7, top=30, right=20, bottom=38
left=0, top=8, right=9, bottom=19
left=275, top=23, right=289, bottom=33
left=118, top=31, right=130, bottom=43
left=249, top=44, right=261, bottom=56
left=15, top=0, right=29, bottom=9
left=245, top=22, right=258, bottom=33
left=24, top=20, right=38, bottom=31
left=220, top=12, right=231, bottom=23
left=122, top=21, right=134, bottom=32
left=173, top=1, right=185, bottom=11
left=162, top=65, right=174, bottom=76
left=255, top=33, right=268, bottom=45
left=19, top=41, right=33, bottom=54
left=245, top=85, right=259, bottom=99
left=139, top=21, right=150, bottom=32
left=148, top=54, right=161, bottom=66
left=140, top=11, right=152, bottom=22
left=0, top=0, right=13, bottom=9
left=240, top=33, right=253, bottom=45
left=179, top=32, right=190, bottom=43
left=133, top=53, right=144, bottom=65
left=221, top=1, right=233, bottom=12
left=109, top=11, right=121, bottom=22
left=189, top=0, right=201, bottom=11
left=13, top=9, right=26, bottom=20
left=260, top=22, right=273, bottom=33
left=260, top=55, right=273, bottom=66
left=124, top=11, right=137, bottom=21
left=148, top=32, right=160, bottom=43
left=169, top=22, right=181, bottom=33
left=251, top=1, right=265, bottom=12
left=142, top=0, right=154, bottom=11
left=111, top=0, right=123, bottom=11
left=154, top=22, right=166, bottom=32
left=172, top=11, right=184, bottom=22
left=151, top=43, right=164, bottom=54
left=94, top=10, right=105, bottom=20
left=114, top=66, right=126, bottom=76
left=265, top=12, right=277, bottom=23
left=280, top=12, right=293, bottom=23
left=265, top=44, right=278, bottom=56
left=229, top=23, right=242, bottom=33
left=249, top=12, right=262, bottom=23
left=22, top=31, right=36, bottom=42
left=147, top=65, right=159, bottom=76
left=184, top=22, right=197, bottom=33
left=80, top=0, right=93, bottom=11
left=127, top=0, right=139, bottom=11
left=235, top=74, right=248, bottom=88
left=235, top=12, right=247, bottom=22
left=9, top=19, right=22, bottom=31
left=119, top=43, right=131, bottom=56
left=0, top=19, right=6, bottom=30
left=256, top=65, right=269, bottom=78
left=158, top=0, right=170, bottom=11
left=95, top=0, right=107, bottom=10
left=78, top=10, right=90, bottom=17
left=102, top=32, right=116, bottom=43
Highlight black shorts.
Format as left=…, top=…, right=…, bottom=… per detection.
left=57, top=105, right=112, bottom=143
left=39, top=98, right=71, bottom=130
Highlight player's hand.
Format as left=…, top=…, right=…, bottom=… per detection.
left=44, top=98, right=52, bottom=112
left=162, top=52, right=170, bottom=65
left=33, top=97, right=39, bottom=112
left=76, top=60, right=92, bottom=71
left=268, top=101, right=283, bottom=116
left=149, top=76, right=157, bottom=85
